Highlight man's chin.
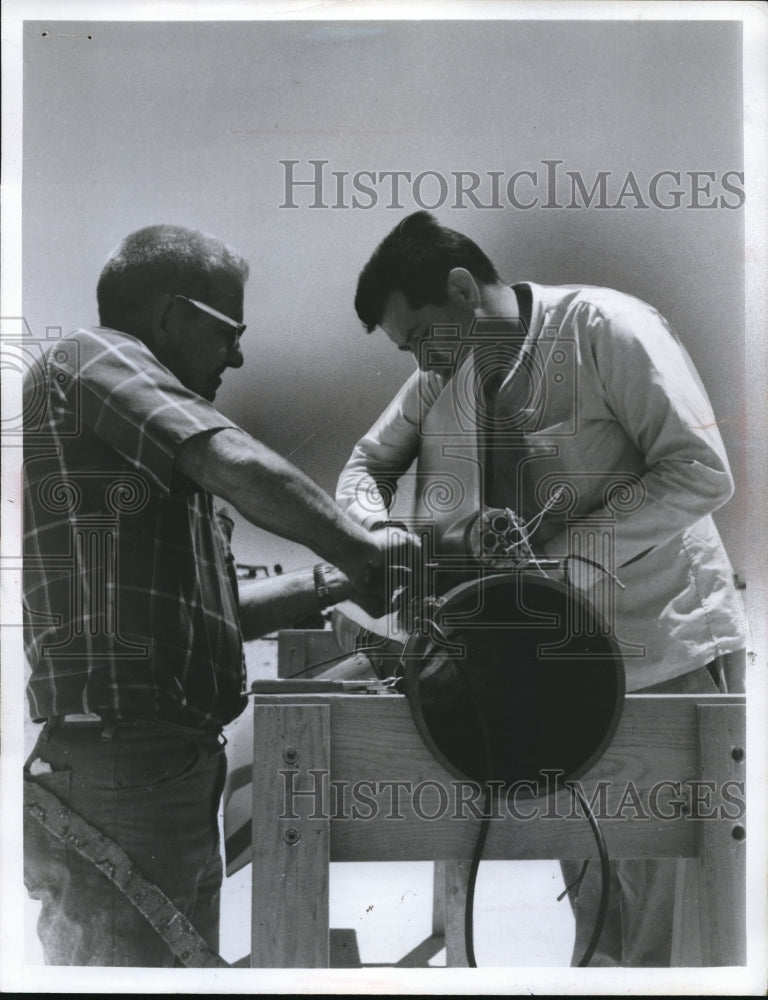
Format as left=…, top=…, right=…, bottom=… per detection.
left=202, top=377, right=222, bottom=401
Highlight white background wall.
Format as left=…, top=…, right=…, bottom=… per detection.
left=22, top=18, right=746, bottom=571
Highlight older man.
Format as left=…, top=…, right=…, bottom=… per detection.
left=336, top=211, right=746, bottom=966
left=23, top=224, right=419, bottom=966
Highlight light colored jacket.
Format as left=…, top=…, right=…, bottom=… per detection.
left=336, top=283, right=746, bottom=689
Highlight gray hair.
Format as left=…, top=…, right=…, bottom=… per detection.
left=96, top=224, right=249, bottom=338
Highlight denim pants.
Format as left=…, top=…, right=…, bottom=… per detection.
left=561, top=655, right=745, bottom=967
left=24, top=720, right=227, bottom=967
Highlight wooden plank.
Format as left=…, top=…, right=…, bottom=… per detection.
left=432, top=862, right=446, bottom=937
left=251, top=703, right=330, bottom=968
left=323, top=694, right=715, bottom=861
left=694, top=702, right=747, bottom=966
left=242, top=694, right=743, bottom=863
left=671, top=858, right=703, bottom=966
left=431, top=860, right=472, bottom=965
left=329, top=801, right=696, bottom=861
left=441, top=861, right=471, bottom=967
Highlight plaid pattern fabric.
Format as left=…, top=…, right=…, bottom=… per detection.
left=23, top=327, right=248, bottom=729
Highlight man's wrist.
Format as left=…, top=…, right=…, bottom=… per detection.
left=313, top=563, right=352, bottom=608
left=323, top=518, right=378, bottom=577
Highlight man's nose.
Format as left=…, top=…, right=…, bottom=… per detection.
left=227, top=342, right=245, bottom=369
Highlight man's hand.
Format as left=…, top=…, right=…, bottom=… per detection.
left=341, top=525, right=422, bottom=620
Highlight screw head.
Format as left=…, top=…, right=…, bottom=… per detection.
left=283, top=747, right=299, bottom=765
left=284, top=827, right=301, bottom=845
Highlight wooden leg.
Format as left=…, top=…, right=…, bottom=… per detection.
left=432, top=861, right=446, bottom=937
left=251, top=703, right=330, bottom=967
left=432, top=860, right=471, bottom=966
left=695, top=702, right=747, bottom=966
left=670, top=858, right=703, bottom=966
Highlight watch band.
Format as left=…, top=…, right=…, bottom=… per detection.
left=313, top=563, right=334, bottom=606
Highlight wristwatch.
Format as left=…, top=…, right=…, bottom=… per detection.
left=313, top=563, right=335, bottom=607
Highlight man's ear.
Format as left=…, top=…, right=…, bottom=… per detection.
left=446, top=268, right=481, bottom=310
left=150, top=294, right=176, bottom=349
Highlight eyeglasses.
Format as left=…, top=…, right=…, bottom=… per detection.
left=174, top=295, right=246, bottom=349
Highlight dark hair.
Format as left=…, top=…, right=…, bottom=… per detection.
left=96, top=224, right=249, bottom=338
left=354, top=211, right=500, bottom=332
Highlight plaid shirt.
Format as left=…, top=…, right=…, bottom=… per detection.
left=23, top=327, right=248, bottom=729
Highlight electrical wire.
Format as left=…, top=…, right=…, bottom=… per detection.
left=257, top=635, right=393, bottom=682
left=461, top=776, right=612, bottom=968
left=570, top=784, right=611, bottom=967
left=278, top=648, right=363, bottom=678
left=557, top=860, right=589, bottom=901
left=457, top=661, right=496, bottom=968
left=452, top=660, right=611, bottom=967
left=566, top=553, right=627, bottom=591
left=464, top=784, right=492, bottom=968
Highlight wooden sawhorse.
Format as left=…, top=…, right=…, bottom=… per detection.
left=246, top=690, right=746, bottom=967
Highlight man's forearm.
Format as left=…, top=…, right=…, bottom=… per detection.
left=177, top=428, right=377, bottom=579
left=238, top=565, right=351, bottom=641
left=336, top=372, right=426, bottom=526
left=335, top=454, right=395, bottom=529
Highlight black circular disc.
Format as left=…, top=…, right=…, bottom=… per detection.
left=403, top=572, right=625, bottom=795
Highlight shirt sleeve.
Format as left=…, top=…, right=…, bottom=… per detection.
left=52, top=327, right=241, bottom=494
left=335, top=369, right=441, bottom=529
left=543, top=299, right=735, bottom=571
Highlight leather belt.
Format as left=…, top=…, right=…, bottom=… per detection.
left=50, top=713, right=103, bottom=724
left=45, top=714, right=225, bottom=744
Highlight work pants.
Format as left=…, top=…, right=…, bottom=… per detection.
left=24, top=720, right=227, bottom=967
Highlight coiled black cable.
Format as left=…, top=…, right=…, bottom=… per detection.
left=458, top=662, right=496, bottom=968
left=461, top=777, right=611, bottom=967
left=464, top=784, right=492, bottom=967
left=457, top=652, right=610, bottom=967
left=570, top=784, right=611, bottom=967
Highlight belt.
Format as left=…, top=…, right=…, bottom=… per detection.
left=45, top=714, right=226, bottom=745
left=51, top=713, right=103, bottom=725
